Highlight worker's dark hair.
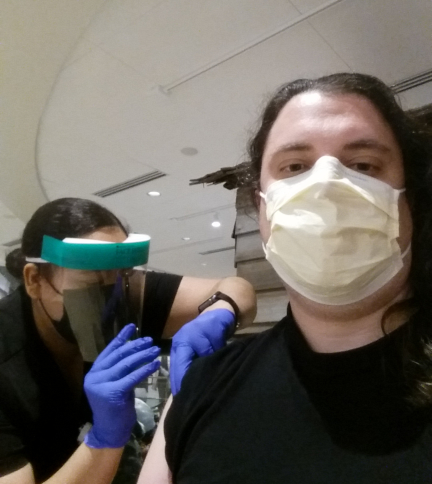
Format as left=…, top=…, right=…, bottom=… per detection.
left=11, top=198, right=127, bottom=277
left=247, top=73, right=432, bottom=406
left=5, top=248, right=24, bottom=280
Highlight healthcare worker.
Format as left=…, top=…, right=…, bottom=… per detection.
left=140, top=73, right=432, bottom=484
left=0, top=197, right=256, bottom=484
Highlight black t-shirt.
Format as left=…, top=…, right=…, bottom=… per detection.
left=0, top=271, right=182, bottom=481
left=165, top=309, right=432, bottom=484
left=142, top=271, right=182, bottom=341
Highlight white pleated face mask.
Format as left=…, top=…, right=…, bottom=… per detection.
left=260, top=156, right=409, bottom=305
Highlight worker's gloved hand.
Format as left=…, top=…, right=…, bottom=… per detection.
left=84, top=324, right=161, bottom=448
left=170, top=308, right=235, bottom=395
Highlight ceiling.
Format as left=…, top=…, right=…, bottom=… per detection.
left=2, top=0, right=432, bottom=275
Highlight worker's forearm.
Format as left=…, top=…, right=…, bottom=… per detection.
left=44, top=444, right=123, bottom=484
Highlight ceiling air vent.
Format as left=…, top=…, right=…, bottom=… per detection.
left=392, top=69, right=432, bottom=94
left=199, top=246, right=235, bottom=255
left=94, top=170, right=166, bottom=198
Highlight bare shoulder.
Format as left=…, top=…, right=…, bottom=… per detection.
left=0, top=463, right=34, bottom=484
left=138, top=397, right=173, bottom=484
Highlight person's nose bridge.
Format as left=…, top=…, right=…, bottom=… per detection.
left=97, top=269, right=119, bottom=286
left=304, top=116, right=352, bottom=162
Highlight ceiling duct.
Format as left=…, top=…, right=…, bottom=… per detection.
left=199, top=246, right=235, bottom=255
left=93, top=170, right=166, bottom=198
left=3, top=238, right=21, bottom=247
left=170, top=203, right=234, bottom=221
left=392, top=69, right=432, bottom=93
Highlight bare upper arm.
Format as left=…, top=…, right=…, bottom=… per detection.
left=138, top=396, right=173, bottom=484
left=161, top=277, right=221, bottom=338
left=162, top=275, right=257, bottom=338
left=0, top=463, right=34, bottom=484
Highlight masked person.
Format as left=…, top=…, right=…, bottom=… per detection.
left=0, top=197, right=256, bottom=484
left=139, top=73, right=432, bottom=484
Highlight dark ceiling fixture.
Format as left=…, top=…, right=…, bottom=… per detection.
left=94, top=170, right=166, bottom=197
left=391, top=68, right=432, bottom=93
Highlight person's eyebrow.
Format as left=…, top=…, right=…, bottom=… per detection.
left=342, top=139, right=392, bottom=153
left=270, top=142, right=313, bottom=157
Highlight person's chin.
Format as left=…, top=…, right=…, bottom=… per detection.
left=284, top=270, right=411, bottom=322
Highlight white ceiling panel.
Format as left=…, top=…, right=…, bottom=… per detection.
left=107, top=184, right=235, bottom=233
left=40, top=180, right=95, bottom=201
left=146, top=203, right=237, bottom=277
left=95, top=174, right=217, bottom=213
left=39, top=19, right=350, bottom=189
left=97, top=0, right=299, bottom=86
left=38, top=43, right=154, bottom=146
left=0, top=202, right=25, bottom=245
left=84, top=0, right=165, bottom=46
left=81, top=22, right=350, bottom=178
left=149, top=242, right=236, bottom=278
left=289, top=0, right=334, bottom=15
left=309, top=0, right=432, bottom=83
left=140, top=211, right=236, bottom=254
left=39, top=137, right=155, bottom=190
left=64, top=38, right=100, bottom=69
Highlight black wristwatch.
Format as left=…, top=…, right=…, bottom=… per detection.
left=198, top=291, right=240, bottom=332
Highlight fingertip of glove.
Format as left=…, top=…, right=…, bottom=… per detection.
left=148, top=360, right=161, bottom=373
left=148, top=346, right=161, bottom=357
left=118, top=323, right=137, bottom=339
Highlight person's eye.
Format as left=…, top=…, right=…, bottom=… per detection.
left=280, top=161, right=309, bottom=177
left=348, top=158, right=380, bottom=176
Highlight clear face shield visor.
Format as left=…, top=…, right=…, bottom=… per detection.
left=27, top=234, right=150, bottom=362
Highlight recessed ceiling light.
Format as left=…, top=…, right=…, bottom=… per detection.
left=202, top=263, right=207, bottom=266
left=211, top=213, right=221, bottom=228
left=180, top=147, right=199, bottom=156
left=147, top=191, right=161, bottom=197
left=182, top=237, right=191, bottom=241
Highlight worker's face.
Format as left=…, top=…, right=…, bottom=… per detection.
left=258, top=91, right=412, bottom=304
left=38, top=226, right=128, bottom=323
left=35, top=226, right=149, bottom=360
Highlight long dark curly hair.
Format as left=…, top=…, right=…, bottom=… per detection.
left=247, top=73, right=432, bottom=406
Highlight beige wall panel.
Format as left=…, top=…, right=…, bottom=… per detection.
left=235, top=231, right=264, bottom=263
left=234, top=208, right=260, bottom=235
left=237, top=259, right=284, bottom=291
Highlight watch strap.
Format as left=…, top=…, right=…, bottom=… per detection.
left=198, top=291, right=240, bottom=331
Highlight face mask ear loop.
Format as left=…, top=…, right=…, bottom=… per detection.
left=38, top=297, right=58, bottom=324
left=45, top=279, right=63, bottom=296
left=37, top=269, right=64, bottom=321
left=37, top=269, right=76, bottom=340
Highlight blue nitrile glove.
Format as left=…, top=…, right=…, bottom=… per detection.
left=170, top=308, right=235, bottom=395
left=84, top=324, right=161, bottom=448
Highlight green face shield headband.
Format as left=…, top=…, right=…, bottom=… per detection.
left=26, top=233, right=150, bottom=270
left=26, top=233, right=150, bottom=361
